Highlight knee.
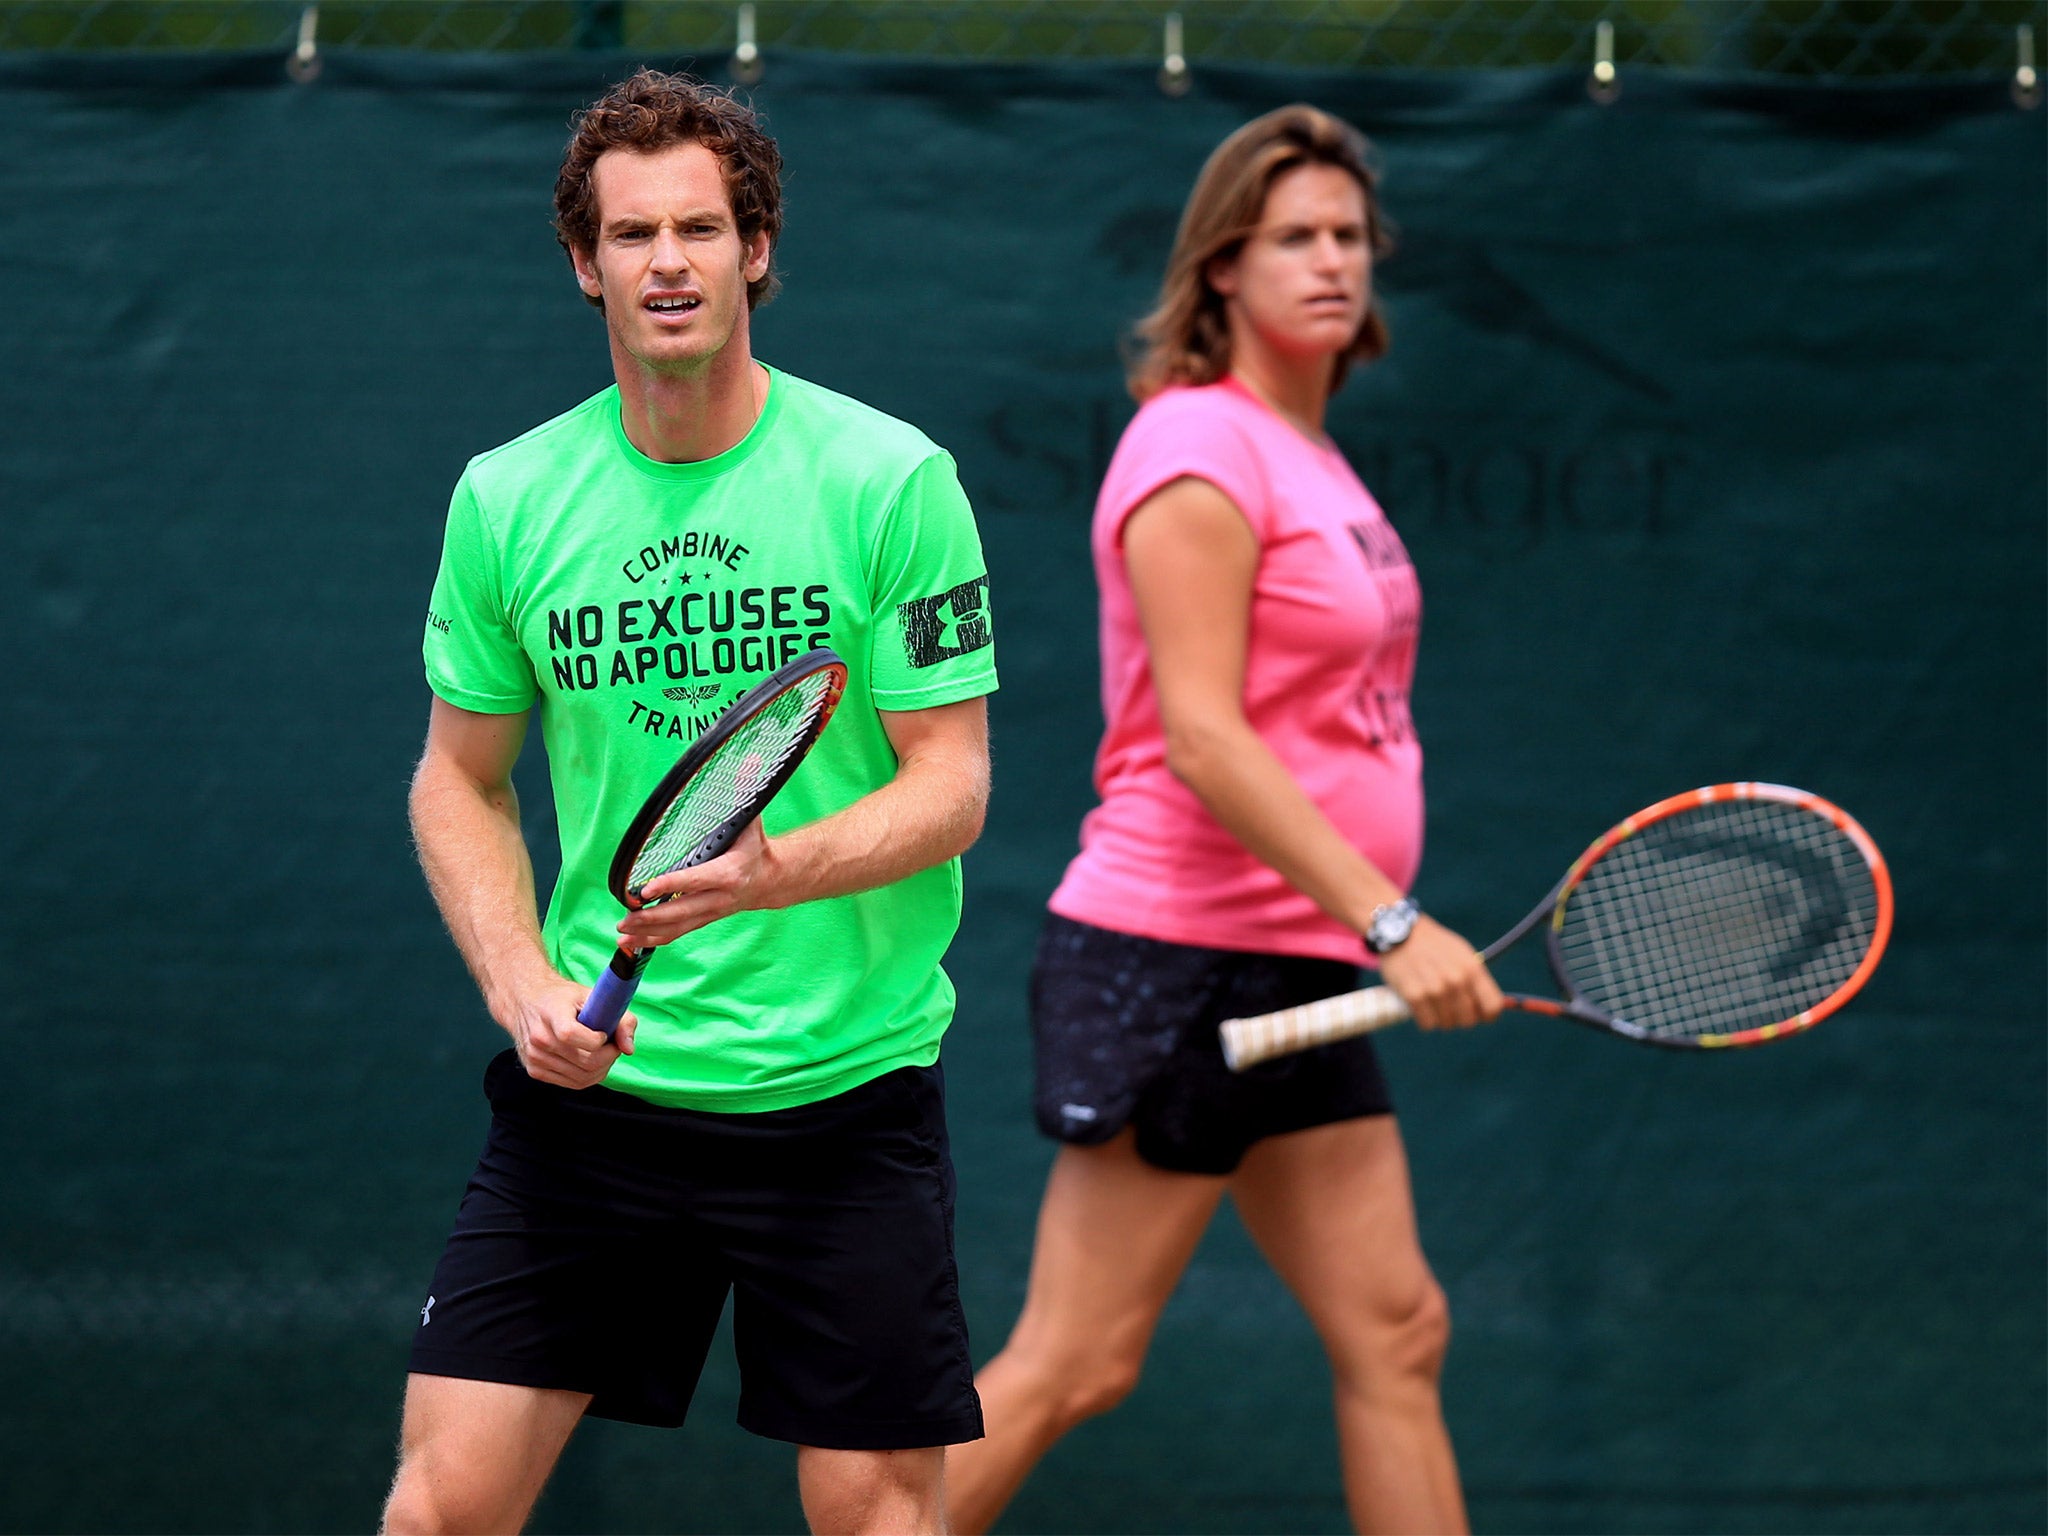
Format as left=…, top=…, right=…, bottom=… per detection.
left=800, top=1446, right=946, bottom=1536
left=1059, top=1349, right=1145, bottom=1424
left=380, top=1460, right=493, bottom=1536
left=379, top=1474, right=440, bottom=1536
left=1001, top=1332, right=1147, bottom=1429
left=1334, top=1276, right=1452, bottom=1398
left=1392, top=1277, right=1453, bottom=1381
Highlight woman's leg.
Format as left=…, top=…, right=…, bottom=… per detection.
left=945, top=1131, right=1228, bottom=1534
left=1231, top=1116, right=1467, bottom=1536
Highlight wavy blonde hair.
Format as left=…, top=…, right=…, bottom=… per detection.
left=1127, top=104, right=1394, bottom=403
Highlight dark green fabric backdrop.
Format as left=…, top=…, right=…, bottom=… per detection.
left=0, top=51, right=2040, bottom=1535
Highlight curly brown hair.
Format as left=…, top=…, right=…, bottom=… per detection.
left=553, top=68, right=784, bottom=311
left=1127, top=104, right=1394, bottom=403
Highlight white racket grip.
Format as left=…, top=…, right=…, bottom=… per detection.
left=1219, top=984, right=1414, bottom=1071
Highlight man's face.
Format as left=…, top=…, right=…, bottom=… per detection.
left=571, top=141, right=772, bottom=377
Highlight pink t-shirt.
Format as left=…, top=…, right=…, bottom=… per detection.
left=1047, top=376, right=1425, bottom=964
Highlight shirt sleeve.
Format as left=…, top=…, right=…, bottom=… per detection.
left=1099, top=393, right=1272, bottom=548
left=423, top=470, right=539, bottom=714
left=866, top=451, right=999, bottom=711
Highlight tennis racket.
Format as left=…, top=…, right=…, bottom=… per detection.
left=1220, top=783, right=1892, bottom=1069
left=576, top=647, right=848, bottom=1039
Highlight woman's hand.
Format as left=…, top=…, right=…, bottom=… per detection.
left=1375, top=915, right=1503, bottom=1030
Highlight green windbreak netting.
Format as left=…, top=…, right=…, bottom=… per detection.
left=6, top=0, right=2045, bottom=81
left=0, top=49, right=2039, bottom=1536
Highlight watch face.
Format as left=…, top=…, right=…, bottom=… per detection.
left=1369, top=900, right=1417, bottom=953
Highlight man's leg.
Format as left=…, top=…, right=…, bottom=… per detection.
left=723, top=1067, right=981, bottom=1500
left=381, top=1374, right=590, bottom=1535
left=797, top=1445, right=950, bottom=1536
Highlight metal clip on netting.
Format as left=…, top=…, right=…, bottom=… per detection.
left=1588, top=18, right=1618, bottom=103
left=1158, top=11, right=1189, bottom=98
left=730, top=2, right=762, bottom=86
left=286, top=3, right=319, bottom=81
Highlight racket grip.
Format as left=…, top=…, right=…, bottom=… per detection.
left=1219, top=985, right=1414, bottom=1072
left=576, top=949, right=646, bottom=1041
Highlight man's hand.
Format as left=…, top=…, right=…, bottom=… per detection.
left=617, top=818, right=778, bottom=950
left=1376, top=916, right=1504, bottom=1031
left=504, top=974, right=638, bottom=1089
left=608, top=696, right=987, bottom=957
left=412, top=700, right=639, bottom=1089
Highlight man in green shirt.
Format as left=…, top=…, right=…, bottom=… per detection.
left=383, top=70, right=995, bottom=1536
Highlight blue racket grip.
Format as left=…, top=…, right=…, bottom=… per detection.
left=576, top=949, right=649, bottom=1040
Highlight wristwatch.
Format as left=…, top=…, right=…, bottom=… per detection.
left=1363, top=897, right=1421, bottom=956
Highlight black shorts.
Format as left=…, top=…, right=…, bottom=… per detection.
left=1030, top=912, right=1395, bottom=1176
left=407, top=1050, right=984, bottom=1450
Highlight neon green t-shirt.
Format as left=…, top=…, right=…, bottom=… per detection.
left=423, top=367, right=997, bottom=1112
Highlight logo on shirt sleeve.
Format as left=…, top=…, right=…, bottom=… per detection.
left=899, top=574, right=992, bottom=668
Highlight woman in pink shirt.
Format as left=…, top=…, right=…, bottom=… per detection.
left=948, top=106, right=1502, bottom=1533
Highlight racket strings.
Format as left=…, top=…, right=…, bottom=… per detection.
left=1557, top=798, right=1881, bottom=1042
left=628, top=672, right=838, bottom=888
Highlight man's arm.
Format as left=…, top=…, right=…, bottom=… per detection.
left=410, top=696, right=634, bottom=1088
left=619, top=696, right=991, bottom=949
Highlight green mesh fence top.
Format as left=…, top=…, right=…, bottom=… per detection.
left=2, top=0, right=2044, bottom=83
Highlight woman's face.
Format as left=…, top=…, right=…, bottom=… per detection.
left=1209, top=162, right=1372, bottom=362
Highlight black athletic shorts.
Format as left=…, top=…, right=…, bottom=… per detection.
left=407, top=1050, right=984, bottom=1450
left=1030, top=912, right=1395, bottom=1176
